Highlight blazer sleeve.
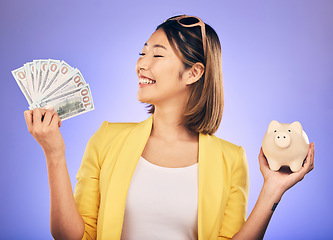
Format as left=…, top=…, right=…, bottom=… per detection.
left=218, top=146, right=249, bottom=240
left=74, top=121, right=109, bottom=240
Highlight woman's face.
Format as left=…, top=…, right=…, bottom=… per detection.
left=136, top=28, right=190, bottom=110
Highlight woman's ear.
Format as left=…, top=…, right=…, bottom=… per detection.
left=186, top=63, right=205, bottom=85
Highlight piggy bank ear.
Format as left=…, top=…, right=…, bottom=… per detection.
left=267, top=120, right=281, bottom=132
left=289, top=121, right=303, bottom=135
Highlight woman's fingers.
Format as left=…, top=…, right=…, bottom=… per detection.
left=58, top=112, right=62, bottom=128
left=32, top=108, right=46, bottom=129
left=23, top=108, right=65, bottom=159
left=302, top=143, right=314, bottom=173
left=24, top=108, right=60, bottom=136
left=258, top=147, right=270, bottom=174
left=24, top=110, right=33, bottom=133
left=42, top=108, right=56, bottom=126
left=306, top=143, right=315, bottom=174
left=50, top=111, right=62, bottom=128
left=291, top=143, right=315, bottom=182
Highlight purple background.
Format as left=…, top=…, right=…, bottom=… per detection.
left=1, top=0, right=332, bottom=239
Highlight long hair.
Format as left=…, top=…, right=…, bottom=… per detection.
left=147, top=15, right=224, bottom=135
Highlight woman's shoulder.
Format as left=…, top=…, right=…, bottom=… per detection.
left=98, top=115, right=153, bottom=136
left=209, top=134, right=247, bottom=164
left=97, top=120, right=141, bottom=137
left=210, top=134, right=244, bottom=152
left=87, top=120, right=143, bottom=150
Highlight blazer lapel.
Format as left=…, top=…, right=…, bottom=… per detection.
left=198, top=133, right=225, bottom=240
left=101, top=115, right=153, bottom=239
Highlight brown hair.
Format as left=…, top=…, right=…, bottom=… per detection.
left=146, top=15, right=224, bottom=135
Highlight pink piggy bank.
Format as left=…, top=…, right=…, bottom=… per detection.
left=262, top=120, right=310, bottom=172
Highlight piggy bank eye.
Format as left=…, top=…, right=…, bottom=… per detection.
left=288, top=129, right=291, bottom=132
left=274, top=130, right=277, bottom=133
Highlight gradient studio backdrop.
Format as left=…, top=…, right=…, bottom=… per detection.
left=0, top=0, right=332, bottom=239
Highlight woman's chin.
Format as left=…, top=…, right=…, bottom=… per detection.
left=137, top=94, right=153, bottom=105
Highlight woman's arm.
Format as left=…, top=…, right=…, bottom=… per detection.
left=47, top=154, right=85, bottom=240
left=24, top=108, right=84, bottom=240
left=232, top=143, right=315, bottom=240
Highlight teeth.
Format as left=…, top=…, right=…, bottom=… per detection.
left=139, top=78, right=156, bottom=84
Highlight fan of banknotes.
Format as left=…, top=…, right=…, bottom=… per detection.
left=12, top=59, right=94, bottom=121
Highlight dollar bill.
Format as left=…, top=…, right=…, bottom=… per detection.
left=11, top=66, right=33, bottom=105
left=39, top=60, right=75, bottom=101
left=24, top=62, right=36, bottom=101
left=39, top=59, right=61, bottom=95
left=33, top=60, right=41, bottom=98
left=37, top=59, right=49, bottom=95
left=32, top=84, right=94, bottom=121
left=39, top=69, right=86, bottom=102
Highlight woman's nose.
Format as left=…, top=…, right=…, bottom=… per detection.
left=136, top=56, right=149, bottom=71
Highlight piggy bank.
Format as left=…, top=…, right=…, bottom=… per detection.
left=262, top=120, right=310, bottom=172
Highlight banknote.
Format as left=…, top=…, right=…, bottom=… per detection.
left=39, top=69, right=86, bottom=102
left=11, top=66, right=33, bottom=105
left=35, top=84, right=94, bottom=121
left=12, top=59, right=94, bottom=121
left=33, top=60, right=41, bottom=98
left=24, top=62, right=36, bottom=101
left=37, top=59, right=49, bottom=95
left=39, top=61, right=75, bottom=101
left=39, top=59, right=62, bottom=95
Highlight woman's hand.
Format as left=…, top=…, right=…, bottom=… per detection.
left=232, top=144, right=315, bottom=240
left=259, top=143, right=315, bottom=197
left=24, top=108, right=65, bottom=161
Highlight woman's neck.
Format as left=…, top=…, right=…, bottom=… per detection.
left=151, top=106, right=198, bottom=143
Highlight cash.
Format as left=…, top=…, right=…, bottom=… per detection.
left=12, top=59, right=94, bottom=120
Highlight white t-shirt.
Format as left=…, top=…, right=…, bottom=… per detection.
left=121, top=156, right=199, bottom=240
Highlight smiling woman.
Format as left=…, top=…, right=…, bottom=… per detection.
left=138, top=16, right=223, bottom=135
left=23, top=14, right=315, bottom=240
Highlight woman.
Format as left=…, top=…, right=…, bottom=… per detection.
left=24, top=15, right=315, bottom=240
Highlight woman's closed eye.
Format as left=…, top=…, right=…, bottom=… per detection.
left=139, top=53, right=164, bottom=58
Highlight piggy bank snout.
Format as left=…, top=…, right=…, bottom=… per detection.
left=274, top=131, right=291, bottom=148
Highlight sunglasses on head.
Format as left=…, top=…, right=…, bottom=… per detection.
left=164, top=15, right=207, bottom=61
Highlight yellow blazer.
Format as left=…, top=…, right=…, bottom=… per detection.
left=74, top=115, right=249, bottom=240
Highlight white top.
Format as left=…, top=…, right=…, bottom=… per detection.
left=120, top=156, right=199, bottom=240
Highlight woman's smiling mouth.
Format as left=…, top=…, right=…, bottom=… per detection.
left=138, top=74, right=156, bottom=87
